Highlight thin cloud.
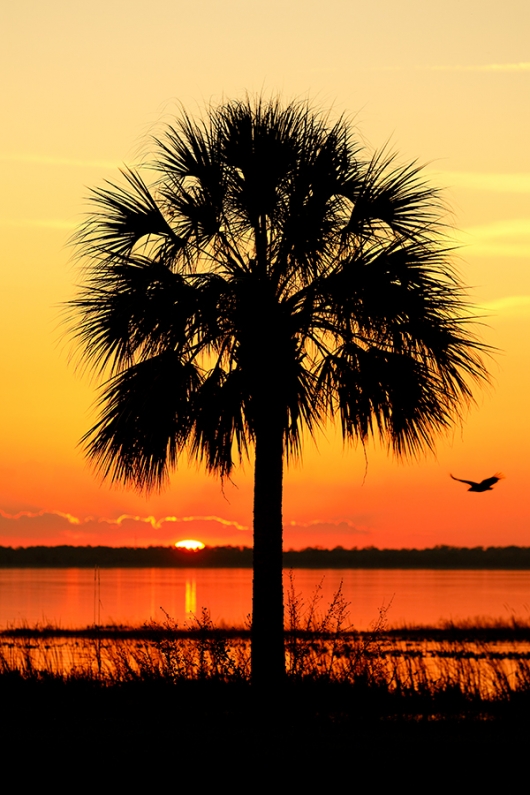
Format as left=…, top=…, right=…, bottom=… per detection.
left=464, top=219, right=530, bottom=238
left=0, top=153, right=119, bottom=169
left=427, top=62, right=530, bottom=72
left=482, top=295, right=530, bottom=316
left=0, top=509, right=80, bottom=524
left=289, top=518, right=355, bottom=528
left=0, top=509, right=376, bottom=547
left=454, top=219, right=530, bottom=258
left=430, top=171, right=530, bottom=194
left=98, top=513, right=248, bottom=531
left=288, top=519, right=369, bottom=535
left=0, top=509, right=249, bottom=544
left=0, top=218, right=77, bottom=230
left=284, top=519, right=371, bottom=549
left=368, top=62, right=530, bottom=74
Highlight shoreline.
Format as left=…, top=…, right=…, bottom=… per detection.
left=3, top=615, right=530, bottom=639
left=3, top=544, right=530, bottom=569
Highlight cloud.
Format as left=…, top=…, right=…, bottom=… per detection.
left=0, top=508, right=373, bottom=549
left=462, top=219, right=530, bottom=239
left=283, top=519, right=371, bottom=550
left=0, top=509, right=249, bottom=546
left=288, top=519, right=368, bottom=533
left=481, top=295, right=530, bottom=317
left=0, top=218, right=77, bottom=230
left=430, top=171, right=530, bottom=195
left=96, top=513, right=248, bottom=531
left=427, top=62, right=530, bottom=73
left=369, top=62, right=530, bottom=74
left=0, top=510, right=82, bottom=542
left=0, top=509, right=81, bottom=525
left=0, top=153, right=119, bottom=169
left=454, top=219, right=530, bottom=258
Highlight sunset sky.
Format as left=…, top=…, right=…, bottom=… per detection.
left=1, top=0, right=529, bottom=549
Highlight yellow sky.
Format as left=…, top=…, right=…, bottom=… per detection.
left=1, top=0, right=529, bottom=548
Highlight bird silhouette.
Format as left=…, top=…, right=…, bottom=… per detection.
left=450, top=473, right=505, bottom=492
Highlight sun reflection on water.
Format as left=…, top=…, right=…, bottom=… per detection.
left=185, top=578, right=197, bottom=616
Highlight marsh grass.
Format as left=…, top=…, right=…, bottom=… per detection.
left=2, top=581, right=530, bottom=712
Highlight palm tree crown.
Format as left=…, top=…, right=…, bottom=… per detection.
left=69, top=97, right=488, bottom=684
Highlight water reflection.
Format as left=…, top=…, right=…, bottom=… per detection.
left=1, top=568, right=530, bottom=629
left=185, top=578, right=197, bottom=616
left=2, top=630, right=530, bottom=700
left=93, top=567, right=101, bottom=626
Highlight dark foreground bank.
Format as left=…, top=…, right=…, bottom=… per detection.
left=4, top=612, right=530, bottom=782
left=3, top=544, right=530, bottom=568
left=2, top=675, right=529, bottom=784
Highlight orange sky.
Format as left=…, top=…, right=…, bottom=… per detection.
left=1, top=1, right=529, bottom=549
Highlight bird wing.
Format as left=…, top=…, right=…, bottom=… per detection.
left=450, top=474, right=477, bottom=487
left=479, top=473, right=505, bottom=488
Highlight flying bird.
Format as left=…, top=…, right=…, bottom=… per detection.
left=450, top=473, right=505, bottom=492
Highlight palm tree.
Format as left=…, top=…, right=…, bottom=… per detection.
left=68, top=97, right=488, bottom=686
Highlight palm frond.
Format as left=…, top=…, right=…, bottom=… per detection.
left=344, top=148, right=444, bottom=242
left=82, top=353, right=202, bottom=491
left=191, top=367, right=251, bottom=476
left=316, top=343, right=457, bottom=455
left=73, top=168, right=184, bottom=262
left=67, top=259, right=229, bottom=377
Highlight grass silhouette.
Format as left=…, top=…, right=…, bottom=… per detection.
left=3, top=581, right=530, bottom=710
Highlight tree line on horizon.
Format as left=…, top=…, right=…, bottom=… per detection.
left=1, top=545, right=529, bottom=569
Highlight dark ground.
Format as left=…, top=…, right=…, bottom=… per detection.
left=2, top=677, right=528, bottom=785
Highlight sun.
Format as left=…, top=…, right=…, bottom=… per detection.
left=175, top=539, right=205, bottom=551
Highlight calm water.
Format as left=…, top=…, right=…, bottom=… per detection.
left=2, top=568, right=530, bottom=629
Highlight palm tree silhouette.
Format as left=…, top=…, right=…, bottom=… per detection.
left=68, top=97, right=489, bottom=685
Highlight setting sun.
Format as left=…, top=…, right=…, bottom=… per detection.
left=175, top=539, right=205, bottom=551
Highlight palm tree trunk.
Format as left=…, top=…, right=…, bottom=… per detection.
left=251, top=417, right=285, bottom=686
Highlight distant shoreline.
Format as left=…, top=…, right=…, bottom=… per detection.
left=2, top=544, right=530, bottom=569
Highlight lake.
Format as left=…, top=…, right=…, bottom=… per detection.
left=2, top=568, right=530, bottom=629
